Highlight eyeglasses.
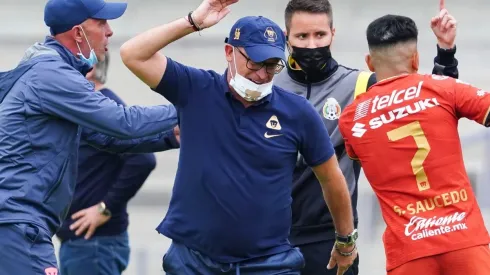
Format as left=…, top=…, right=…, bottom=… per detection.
left=235, top=48, right=285, bottom=75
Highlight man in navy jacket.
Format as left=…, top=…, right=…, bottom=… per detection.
left=56, top=53, right=180, bottom=275
left=0, top=0, right=177, bottom=274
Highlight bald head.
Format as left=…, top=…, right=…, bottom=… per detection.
left=365, top=15, right=420, bottom=78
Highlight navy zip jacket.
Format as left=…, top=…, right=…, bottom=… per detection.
left=0, top=37, right=178, bottom=237
left=57, top=88, right=179, bottom=242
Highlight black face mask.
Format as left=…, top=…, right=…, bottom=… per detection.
left=291, top=45, right=332, bottom=75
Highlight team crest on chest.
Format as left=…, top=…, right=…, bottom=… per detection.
left=322, top=98, right=342, bottom=120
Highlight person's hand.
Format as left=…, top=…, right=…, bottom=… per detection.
left=191, top=0, right=239, bottom=29
left=69, top=204, right=110, bottom=240
left=173, top=125, right=180, bottom=144
left=327, top=244, right=358, bottom=275
left=430, top=0, right=457, bottom=49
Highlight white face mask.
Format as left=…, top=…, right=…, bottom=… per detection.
left=229, top=48, right=273, bottom=102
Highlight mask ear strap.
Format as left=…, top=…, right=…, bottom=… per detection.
left=230, top=47, right=239, bottom=79
left=75, top=40, right=84, bottom=55
left=78, top=26, right=94, bottom=52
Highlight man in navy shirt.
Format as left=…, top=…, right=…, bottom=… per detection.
left=121, top=0, right=357, bottom=274
left=56, top=53, right=180, bottom=275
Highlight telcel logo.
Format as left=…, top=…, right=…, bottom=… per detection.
left=371, top=81, right=423, bottom=113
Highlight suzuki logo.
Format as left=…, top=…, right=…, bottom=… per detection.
left=352, top=123, right=367, bottom=138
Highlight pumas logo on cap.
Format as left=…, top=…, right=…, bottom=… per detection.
left=234, top=28, right=240, bottom=40
left=264, top=27, right=277, bottom=42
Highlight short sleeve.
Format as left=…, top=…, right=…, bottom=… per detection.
left=298, top=99, right=335, bottom=167
left=153, top=58, right=215, bottom=108
left=451, top=78, right=490, bottom=126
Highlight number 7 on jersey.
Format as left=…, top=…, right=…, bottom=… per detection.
left=387, top=121, right=431, bottom=192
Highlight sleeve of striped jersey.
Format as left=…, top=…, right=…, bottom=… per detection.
left=452, top=79, right=490, bottom=127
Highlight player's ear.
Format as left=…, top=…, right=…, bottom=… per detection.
left=412, top=51, right=420, bottom=72
left=366, top=54, right=375, bottom=72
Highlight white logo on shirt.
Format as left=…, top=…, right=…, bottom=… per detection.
left=405, top=212, right=468, bottom=241
left=264, top=115, right=283, bottom=139
left=264, top=132, right=283, bottom=139
left=354, top=99, right=372, bottom=121
left=323, top=98, right=341, bottom=120
left=371, top=81, right=423, bottom=114
left=477, top=90, right=490, bottom=97
left=266, top=115, right=282, bottom=130
left=351, top=123, right=367, bottom=138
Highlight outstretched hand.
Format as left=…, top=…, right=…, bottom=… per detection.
left=430, top=0, right=457, bottom=49
left=192, top=0, right=239, bottom=29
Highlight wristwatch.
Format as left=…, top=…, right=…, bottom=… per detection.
left=335, top=229, right=358, bottom=248
left=97, top=202, right=112, bottom=217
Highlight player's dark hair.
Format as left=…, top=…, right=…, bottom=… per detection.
left=285, top=0, right=333, bottom=33
left=366, top=15, right=418, bottom=50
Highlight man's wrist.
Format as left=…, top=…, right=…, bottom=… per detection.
left=97, top=202, right=112, bottom=217
left=335, top=228, right=358, bottom=247
left=437, top=42, right=456, bottom=51
left=185, top=11, right=204, bottom=32
left=168, top=132, right=180, bottom=148
left=434, top=44, right=457, bottom=71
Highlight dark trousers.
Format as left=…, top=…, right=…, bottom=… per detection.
left=297, top=240, right=359, bottom=275
left=163, top=241, right=305, bottom=274
left=59, top=231, right=130, bottom=275
left=0, top=223, right=58, bottom=275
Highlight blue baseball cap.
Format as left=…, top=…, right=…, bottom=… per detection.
left=44, top=0, right=128, bottom=35
left=225, top=16, right=286, bottom=63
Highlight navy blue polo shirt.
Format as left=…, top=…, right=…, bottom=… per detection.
left=154, top=58, right=335, bottom=263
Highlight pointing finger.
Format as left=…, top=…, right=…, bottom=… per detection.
left=439, top=0, right=445, bottom=11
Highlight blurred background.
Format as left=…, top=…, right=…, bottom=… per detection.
left=1, top=0, right=490, bottom=274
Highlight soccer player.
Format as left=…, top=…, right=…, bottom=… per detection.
left=275, top=1, right=459, bottom=274
left=338, top=14, right=490, bottom=275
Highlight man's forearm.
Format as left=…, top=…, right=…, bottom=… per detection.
left=121, top=17, right=194, bottom=63
left=120, top=17, right=196, bottom=88
left=320, top=169, right=355, bottom=236
left=82, top=127, right=179, bottom=153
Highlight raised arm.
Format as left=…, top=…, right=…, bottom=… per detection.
left=120, top=0, right=238, bottom=90
left=430, top=6, right=459, bottom=78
